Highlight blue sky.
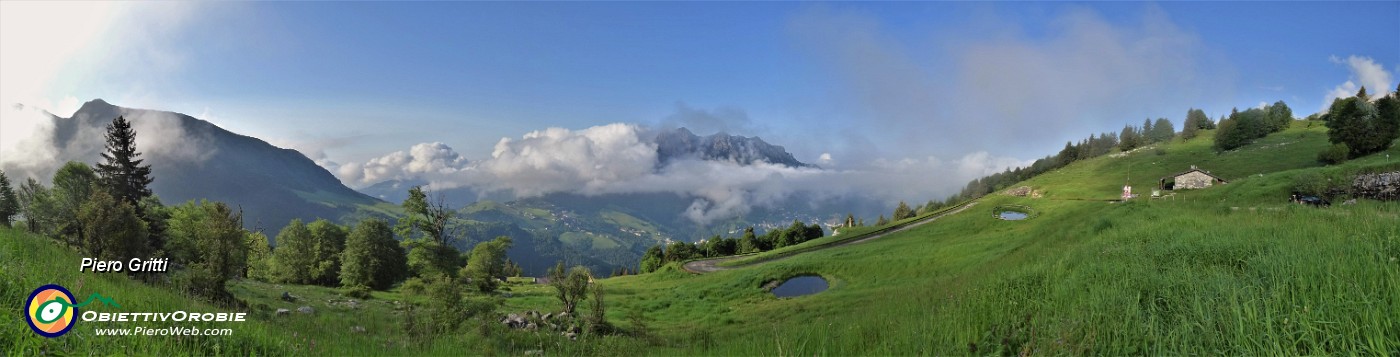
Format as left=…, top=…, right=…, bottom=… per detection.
left=3, top=1, right=1397, bottom=190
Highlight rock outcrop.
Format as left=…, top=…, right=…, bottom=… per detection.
left=1353, top=171, right=1400, bottom=201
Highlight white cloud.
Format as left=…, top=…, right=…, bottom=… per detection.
left=338, top=142, right=470, bottom=189
left=474, top=123, right=659, bottom=196
left=1323, top=55, right=1395, bottom=111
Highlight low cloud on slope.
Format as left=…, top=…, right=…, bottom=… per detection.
left=0, top=104, right=215, bottom=183
left=337, top=122, right=1029, bottom=224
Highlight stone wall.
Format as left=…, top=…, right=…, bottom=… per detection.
left=1175, top=171, right=1216, bottom=189
left=1353, top=171, right=1400, bottom=201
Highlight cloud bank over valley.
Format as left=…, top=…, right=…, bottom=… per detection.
left=331, top=122, right=1030, bottom=224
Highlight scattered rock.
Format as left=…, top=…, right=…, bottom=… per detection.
left=280, top=292, right=297, bottom=302
left=351, top=326, right=366, bottom=334
left=275, top=308, right=291, bottom=316
left=525, top=350, right=543, bottom=356
left=761, top=280, right=780, bottom=291
left=1004, top=186, right=1032, bottom=197
left=525, top=322, right=538, bottom=331
left=500, top=313, right=530, bottom=329
left=564, top=332, right=577, bottom=340
left=1342, top=198, right=1358, bottom=205
left=297, top=306, right=315, bottom=314
left=527, top=310, right=539, bottom=320
left=542, top=312, right=553, bottom=321
left=567, top=325, right=581, bottom=334
left=557, top=312, right=570, bottom=320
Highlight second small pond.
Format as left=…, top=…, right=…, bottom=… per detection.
left=998, top=211, right=1028, bottom=220
left=770, top=275, right=829, bottom=298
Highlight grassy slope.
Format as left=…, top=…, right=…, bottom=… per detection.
left=530, top=121, right=1398, bottom=355
left=0, top=229, right=288, bottom=355
left=4, top=121, right=1398, bottom=355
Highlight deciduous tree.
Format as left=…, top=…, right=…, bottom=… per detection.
left=271, top=219, right=316, bottom=284
left=52, top=161, right=98, bottom=246
left=165, top=200, right=246, bottom=302
left=548, top=262, right=591, bottom=314
left=341, top=219, right=409, bottom=290
left=77, top=190, right=148, bottom=264
left=307, top=219, right=348, bottom=286
left=462, top=236, right=513, bottom=292
left=1324, top=87, right=1397, bottom=157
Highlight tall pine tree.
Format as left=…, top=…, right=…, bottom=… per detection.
left=0, top=170, right=18, bottom=227
left=96, top=116, right=154, bottom=206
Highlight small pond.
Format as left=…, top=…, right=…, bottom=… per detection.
left=998, top=211, right=1028, bottom=220
left=771, top=275, right=829, bottom=298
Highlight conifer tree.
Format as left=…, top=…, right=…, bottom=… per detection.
left=95, top=116, right=153, bottom=206
left=0, top=170, right=18, bottom=227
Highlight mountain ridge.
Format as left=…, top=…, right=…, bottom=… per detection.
left=11, top=99, right=388, bottom=229
left=654, top=127, right=814, bottom=168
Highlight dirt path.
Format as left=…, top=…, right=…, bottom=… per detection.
left=682, top=201, right=978, bottom=274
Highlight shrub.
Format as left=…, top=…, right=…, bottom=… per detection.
left=400, top=277, right=428, bottom=296
left=1292, top=172, right=1329, bottom=197
left=1292, top=170, right=1351, bottom=199
left=343, top=285, right=373, bottom=300
left=1317, top=143, right=1349, bottom=165
left=423, top=275, right=469, bottom=334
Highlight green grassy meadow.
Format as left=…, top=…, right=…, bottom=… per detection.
left=3, top=121, right=1398, bottom=355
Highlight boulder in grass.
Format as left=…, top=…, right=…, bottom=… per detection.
left=297, top=306, right=315, bottom=314
left=275, top=308, right=291, bottom=316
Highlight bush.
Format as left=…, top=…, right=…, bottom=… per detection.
left=1292, top=170, right=1351, bottom=199
left=423, top=276, right=469, bottom=333
left=343, top=285, right=373, bottom=300
left=1292, top=172, right=1329, bottom=197
left=1317, top=143, right=1349, bottom=165
left=1154, top=147, right=1168, bottom=156
left=400, top=277, right=428, bottom=296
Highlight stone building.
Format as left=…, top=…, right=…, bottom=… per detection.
left=1161, top=166, right=1227, bottom=190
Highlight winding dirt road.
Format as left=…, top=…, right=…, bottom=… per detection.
left=682, top=201, right=978, bottom=274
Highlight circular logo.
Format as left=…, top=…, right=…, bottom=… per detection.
left=25, top=284, right=77, bottom=338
